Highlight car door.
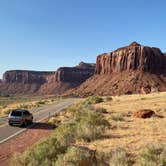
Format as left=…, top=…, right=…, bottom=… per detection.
left=24, top=111, right=31, bottom=121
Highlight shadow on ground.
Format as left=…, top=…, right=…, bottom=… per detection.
left=27, top=122, right=56, bottom=130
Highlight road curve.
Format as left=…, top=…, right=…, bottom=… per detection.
left=0, top=98, right=78, bottom=144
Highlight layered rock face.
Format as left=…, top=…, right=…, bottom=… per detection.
left=0, top=62, right=95, bottom=95
left=68, top=42, right=166, bottom=96
left=3, top=70, right=54, bottom=84
left=95, top=42, right=166, bottom=74
left=55, top=67, right=95, bottom=83
left=39, top=62, right=95, bottom=95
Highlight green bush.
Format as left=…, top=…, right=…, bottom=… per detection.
left=95, top=107, right=108, bottom=114
left=85, top=96, right=103, bottom=104
left=17, top=104, right=29, bottom=109
left=54, top=123, right=76, bottom=146
left=138, top=144, right=166, bottom=166
left=10, top=136, right=67, bottom=166
left=4, top=108, right=13, bottom=115
left=75, top=111, right=110, bottom=141
left=109, top=147, right=133, bottom=166
left=36, top=100, right=46, bottom=105
left=57, top=108, right=110, bottom=142
left=105, top=96, right=113, bottom=101
left=111, top=113, right=124, bottom=121
left=55, top=146, right=96, bottom=166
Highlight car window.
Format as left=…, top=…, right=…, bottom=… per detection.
left=11, top=111, right=22, bottom=116
left=24, top=111, right=30, bottom=115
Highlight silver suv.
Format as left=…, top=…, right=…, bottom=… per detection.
left=8, top=109, right=33, bottom=126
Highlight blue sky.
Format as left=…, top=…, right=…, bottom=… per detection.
left=0, top=0, right=166, bottom=78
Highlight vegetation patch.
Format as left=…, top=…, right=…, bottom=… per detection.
left=109, top=147, right=133, bottom=166
left=55, top=146, right=96, bottom=166
left=111, top=113, right=124, bottom=121
left=138, top=144, right=166, bottom=166
left=84, top=96, right=104, bottom=104
left=105, top=96, right=113, bottom=101
left=10, top=99, right=110, bottom=166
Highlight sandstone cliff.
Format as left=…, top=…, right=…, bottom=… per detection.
left=0, top=62, right=95, bottom=95
left=68, top=42, right=166, bottom=96
left=39, top=62, right=95, bottom=95
left=95, top=42, right=166, bottom=74
left=3, top=70, right=54, bottom=84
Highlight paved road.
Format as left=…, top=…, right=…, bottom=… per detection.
left=0, top=98, right=77, bottom=143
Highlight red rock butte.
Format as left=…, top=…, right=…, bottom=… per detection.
left=95, top=42, right=166, bottom=74
left=68, top=42, right=166, bottom=96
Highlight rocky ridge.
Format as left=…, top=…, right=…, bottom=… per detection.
left=0, top=62, right=95, bottom=95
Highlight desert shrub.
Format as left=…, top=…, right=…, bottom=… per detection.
left=105, top=96, right=113, bottom=101
left=18, top=104, right=29, bottom=109
left=10, top=136, right=67, bottom=166
left=54, top=123, right=76, bottom=146
left=55, top=146, right=96, bottom=166
left=4, top=108, right=13, bottom=115
left=10, top=101, right=110, bottom=166
left=56, top=109, right=110, bottom=142
left=138, top=144, right=166, bottom=166
left=51, top=99, right=55, bottom=102
left=36, top=100, right=46, bottom=105
left=2, top=105, right=7, bottom=109
left=109, top=147, right=133, bottom=166
left=111, top=113, right=124, bottom=121
left=85, top=96, right=103, bottom=104
left=141, top=97, right=146, bottom=100
left=75, top=110, right=110, bottom=141
left=95, top=107, right=108, bottom=114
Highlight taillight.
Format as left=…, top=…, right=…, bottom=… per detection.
left=20, top=118, right=24, bottom=122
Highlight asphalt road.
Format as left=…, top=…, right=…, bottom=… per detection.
left=0, top=98, right=77, bottom=143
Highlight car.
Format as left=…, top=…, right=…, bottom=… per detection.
left=8, top=109, right=33, bottom=127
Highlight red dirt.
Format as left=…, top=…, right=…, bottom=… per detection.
left=0, top=122, right=55, bottom=166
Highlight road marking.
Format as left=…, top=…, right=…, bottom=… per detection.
left=0, top=128, right=26, bottom=144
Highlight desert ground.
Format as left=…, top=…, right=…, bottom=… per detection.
left=87, top=92, right=166, bottom=157
left=1, top=92, right=166, bottom=165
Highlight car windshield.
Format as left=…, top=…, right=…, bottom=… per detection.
left=11, top=111, right=22, bottom=117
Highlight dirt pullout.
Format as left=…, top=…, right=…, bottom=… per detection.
left=0, top=122, right=55, bottom=166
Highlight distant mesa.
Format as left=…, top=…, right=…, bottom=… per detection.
left=0, top=62, right=95, bottom=95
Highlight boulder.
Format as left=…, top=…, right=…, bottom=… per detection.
left=133, top=109, right=155, bottom=118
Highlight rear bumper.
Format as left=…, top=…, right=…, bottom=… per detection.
left=8, top=119, right=23, bottom=126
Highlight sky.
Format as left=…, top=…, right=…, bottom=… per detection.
left=0, top=0, right=166, bottom=78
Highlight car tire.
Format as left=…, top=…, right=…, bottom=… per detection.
left=23, top=120, right=27, bottom=127
left=9, top=123, right=13, bottom=126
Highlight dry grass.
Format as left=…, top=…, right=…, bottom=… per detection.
left=84, top=92, right=166, bottom=162
left=10, top=93, right=166, bottom=165
left=0, top=96, right=59, bottom=117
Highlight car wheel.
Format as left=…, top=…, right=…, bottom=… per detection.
left=23, top=120, right=28, bottom=127
left=9, top=123, right=13, bottom=126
